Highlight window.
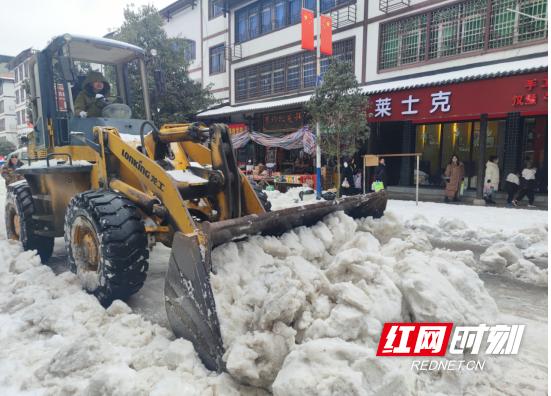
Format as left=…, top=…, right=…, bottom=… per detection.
left=183, top=39, right=196, bottom=62
left=209, top=0, right=224, bottom=19
left=235, top=0, right=355, bottom=43
left=0, top=119, right=5, bottom=131
left=379, top=0, right=548, bottom=70
left=20, top=87, right=25, bottom=102
left=235, top=38, right=354, bottom=101
left=275, top=1, right=286, bottom=28
left=289, top=0, right=301, bottom=24
left=261, top=1, right=272, bottom=33
left=209, top=45, right=226, bottom=75
left=14, top=68, right=19, bottom=83
left=15, top=90, right=19, bottom=105
left=248, top=8, right=260, bottom=39
left=0, top=101, right=3, bottom=114
left=16, top=111, right=20, bottom=126
left=0, top=81, right=3, bottom=95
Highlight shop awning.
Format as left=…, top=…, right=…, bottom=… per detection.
left=197, top=55, right=547, bottom=118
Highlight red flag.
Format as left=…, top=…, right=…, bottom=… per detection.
left=301, top=9, right=314, bottom=51
left=320, top=15, right=333, bottom=55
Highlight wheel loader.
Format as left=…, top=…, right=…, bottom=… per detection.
left=4, top=34, right=387, bottom=372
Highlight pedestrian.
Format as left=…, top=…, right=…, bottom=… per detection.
left=341, top=159, right=355, bottom=195
left=370, top=157, right=386, bottom=192
left=513, top=161, right=537, bottom=208
left=443, top=154, right=464, bottom=202
left=483, top=155, right=500, bottom=204
left=1, top=153, right=24, bottom=186
left=504, top=170, right=520, bottom=207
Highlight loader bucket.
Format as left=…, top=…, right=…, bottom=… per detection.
left=165, top=190, right=388, bottom=372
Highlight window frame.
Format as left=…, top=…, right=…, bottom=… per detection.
left=378, top=0, right=548, bottom=72
left=234, top=0, right=356, bottom=44
left=209, top=0, right=225, bottom=20
left=235, top=38, right=355, bottom=102
left=209, top=44, right=226, bottom=75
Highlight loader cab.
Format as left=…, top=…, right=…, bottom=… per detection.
left=28, top=34, right=152, bottom=150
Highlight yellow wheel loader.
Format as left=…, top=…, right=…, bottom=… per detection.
left=4, top=34, right=387, bottom=371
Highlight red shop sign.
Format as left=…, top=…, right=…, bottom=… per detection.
left=367, top=71, right=548, bottom=123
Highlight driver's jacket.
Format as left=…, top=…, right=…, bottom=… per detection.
left=74, top=71, right=111, bottom=117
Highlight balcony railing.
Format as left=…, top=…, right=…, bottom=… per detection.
left=379, top=0, right=410, bottom=13
left=330, top=3, right=357, bottom=29
left=226, top=43, right=243, bottom=61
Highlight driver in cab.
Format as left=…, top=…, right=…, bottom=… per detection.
left=74, top=71, right=110, bottom=118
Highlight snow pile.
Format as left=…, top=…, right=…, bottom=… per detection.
left=264, top=187, right=317, bottom=211
left=0, top=181, right=260, bottom=396
left=403, top=211, right=548, bottom=286
left=211, top=210, right=507, bottom=394
left=0, top=240, right=260, bottom=395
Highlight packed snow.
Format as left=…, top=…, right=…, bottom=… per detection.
left=0, top=184, right=547, bottom=395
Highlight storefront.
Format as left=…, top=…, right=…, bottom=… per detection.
left=367, top=70, right=548, bottom=194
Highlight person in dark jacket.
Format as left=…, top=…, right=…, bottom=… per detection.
left=374, top=157, right=387, bottom=187
left=74, top=71, right=111, bottom=118
left=341, top=159, right=356, bottom=195
left=513, top=161, right=538, bottom=207
left=504, top=170, right=520, bottom=207
left=1, top=153, right=24, bottom=186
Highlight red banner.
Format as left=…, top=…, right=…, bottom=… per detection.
left=228, top=123, right=248, bottom=135
left=320, top=15, right=333, bottom=56
left=367, top=72, right=548, bottom=123
left=301, top=9, right=314, bottom=51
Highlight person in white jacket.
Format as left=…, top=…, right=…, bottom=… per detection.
left=514, top=161, right=537, bottom=207
left=483, top=156, right=500, bottom=204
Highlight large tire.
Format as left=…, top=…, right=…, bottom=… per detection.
left=64, top=190, right=149, bottom=306
left=252, top=183, right=271, bottom=212
left=5, top=181, right=54, bottom=263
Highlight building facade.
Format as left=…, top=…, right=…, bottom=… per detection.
left=161, top=0, right=548, bottom=194
left=0, top=55, right=18, bottom=146
left=9, top=49, right=36, bottom=145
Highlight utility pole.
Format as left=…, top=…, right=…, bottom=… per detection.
left=315, top=0, right=322, bottom=199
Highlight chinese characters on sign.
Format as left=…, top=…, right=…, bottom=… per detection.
left=228, top=123, right=248, bottom=135
left=512, top=78, right=548, bottom=106
left=374, top=91, right=452, bottom=118
left=377, top=323, right=525, bottom=357
left=263, top=111, right=303, bottom=132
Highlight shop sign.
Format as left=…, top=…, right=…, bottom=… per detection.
left=511, top=78, right=548, bottom=107
left=228, top=123, right=248, bottom=135
left=263, top=110, right=303, bottom=132
left=367, top=72, right=548, bottom=122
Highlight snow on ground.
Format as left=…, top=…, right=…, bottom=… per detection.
left=0, top=184, right=547, bottom=395
left=211, top=191, right=547, bottom=394
left=0, top=182, right=261, bottom=396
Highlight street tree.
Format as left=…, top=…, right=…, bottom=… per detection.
left=0, top=141, right=17, bottom=157
left=111, top=5, right=214, bottom=124
left=306, top=61, right=369, bottom=197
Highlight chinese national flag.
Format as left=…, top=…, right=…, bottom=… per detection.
left=320, top=15, right=333, bottom=55
left=301, top=9, right=314, bottom=51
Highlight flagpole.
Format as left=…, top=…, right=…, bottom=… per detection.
left=315, top=0, right=322, bottom=200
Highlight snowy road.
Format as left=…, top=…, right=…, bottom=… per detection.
left=0, top=184, right=547, bottom=395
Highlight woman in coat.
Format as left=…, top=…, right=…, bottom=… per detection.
left=1, top=153, right=24, bottom=186
left=444, top=154, right=464, bottom=202
left=483, top=155, right=500, bottom=204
